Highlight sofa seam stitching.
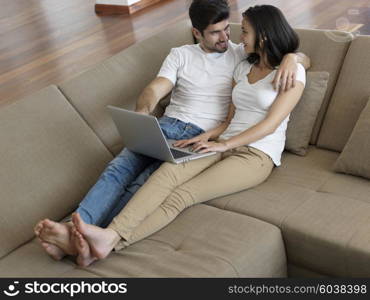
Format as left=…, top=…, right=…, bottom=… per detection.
left=56, top=86, right=115, bottom=157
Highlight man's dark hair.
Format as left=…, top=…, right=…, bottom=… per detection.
left=189, top=0, right=230, bottom=35
left=243, top=5, right=299, bottom=68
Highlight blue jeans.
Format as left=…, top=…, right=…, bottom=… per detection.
left=76, top=116, right=204, bottom=227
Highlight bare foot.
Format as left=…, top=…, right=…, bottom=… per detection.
left=72, top=212, right=120, bottom=259
left=34, top=220, right=44, bottom=237
left=35, top=220, right=67, bottom=260
left=71, top=227, right=97, bottom=267
left=39, top=219, right=77, bottom=256
left=39, top=238, right=65, bottom=260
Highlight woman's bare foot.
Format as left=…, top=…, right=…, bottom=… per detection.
left=38, top=219, right=77, bottom=256
left=72, top=212, right=120, bottom=259
left=71, top=227, right=97, bottom=267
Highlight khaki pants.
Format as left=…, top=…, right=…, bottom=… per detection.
left=108, top=146, right=274, bottom=250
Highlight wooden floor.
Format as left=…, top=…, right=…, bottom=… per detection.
left=1, top=0, right=369, bottom=107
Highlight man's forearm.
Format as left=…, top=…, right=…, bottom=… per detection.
left=206, top=122, right=230, bottom=140
left=135, top=77, right=174, bottom=114
left=135, top=86, right=158, bottom=114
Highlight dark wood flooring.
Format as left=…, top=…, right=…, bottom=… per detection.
left=1, top=0, right=369, bottom=107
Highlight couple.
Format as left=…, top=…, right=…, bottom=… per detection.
left=35, top=0, right=309, bottom=267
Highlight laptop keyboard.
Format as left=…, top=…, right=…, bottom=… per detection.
left=170, top=148, right=192, bottom=159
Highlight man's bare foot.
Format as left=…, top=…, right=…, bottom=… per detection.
left=34, top=220, right=44, bottom=237
left=38, top=238, right=65, bottom=260
left=34, top=220, right=67, bottom=260
left=72, top=213, right=120, bottom=259
left=71, top=227, right=97, bottom=267
left=38, top=219, right=77, bottom=256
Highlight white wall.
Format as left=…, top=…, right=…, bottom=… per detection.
left=96, top=0, right=140, bottom=6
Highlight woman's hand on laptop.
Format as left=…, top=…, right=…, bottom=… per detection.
left=192, top=141, right=229, bottom=153
left=173, top=133, right=210, bottom=148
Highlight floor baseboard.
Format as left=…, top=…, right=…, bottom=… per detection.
left=95, top=0, right=163, bottom=15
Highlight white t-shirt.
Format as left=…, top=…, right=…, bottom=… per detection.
left=219, top=60, right=306, bottom=166
left=157, top=41, right=245, bottom=131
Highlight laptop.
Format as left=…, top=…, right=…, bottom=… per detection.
left=107, top=106, right=216, bottom=164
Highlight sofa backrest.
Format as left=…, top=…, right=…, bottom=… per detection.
left=230, top=23, right=353, bottom=145
left=59, top=20, right=357, bottom=156
left=0, top=86, right=112, bottom=259
left=317, top=35, right=370, bottom=152
left=59, top=19, right=194, bottom=156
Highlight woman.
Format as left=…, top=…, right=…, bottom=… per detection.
left=62, top=5, right=307, bottom=266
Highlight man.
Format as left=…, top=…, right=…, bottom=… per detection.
left=34, top=0, right=310, bottom=261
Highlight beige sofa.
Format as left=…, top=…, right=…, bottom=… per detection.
left=1, top=20, right=369, bottom=278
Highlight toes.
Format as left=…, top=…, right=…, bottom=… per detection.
left=71, top=227, right=84, bottom=250
left=34, top=220, right=45, bottom=235
left=71, top=213, right=78, bottom=223
left=76, top=232, right=85, bottom=248
left=34, top=224, right=40, bottom=235
left=43, top=219, right=55, bottom=228
left=40, top=241, right=49, bottom=249
left=72, top=213, right=83, bottom=231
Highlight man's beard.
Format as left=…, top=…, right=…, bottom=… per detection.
left=203, top=41, right=228, bottom=53
left=215, top=41, right=228, bottom=53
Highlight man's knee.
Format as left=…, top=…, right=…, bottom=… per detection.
left=111, top=148, right=136, bottom=164
left=107, top=148, right=144, bottom=171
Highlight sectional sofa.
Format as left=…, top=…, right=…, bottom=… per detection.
left=0, top=20, right=369, bottom=277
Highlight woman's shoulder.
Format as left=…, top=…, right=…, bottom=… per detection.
left=235, top=59, right=252, bottom=72
left=233, top=59, right=251, bottom=80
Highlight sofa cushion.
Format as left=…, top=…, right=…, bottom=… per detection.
left=266, top=147, right=339, bottom=191
left=207, top=147, right=338, bottom=228
left=295, top=29, right=353, bottom=145
left=230, top=24, right=352, bottom=145
left=207, top=144, right=369, bottom=231
left=59, top=19, right=194, bottom=156
left=0, top=86, right=113, bottom=259
left=285, top=71, right=329, bottom=155
left=334, top=97, right=370, bottom=179
left=282, top=192, right=370, bottom=277
left=318, top=35, right=370, bottom=151
left=288, top=264, right=328, bottom=278
left=318, top=172, right=370, bottom=204
left=0, top=239, right=76, bottom=277
left=208, top=180, right=315, bottom=228
left=86, top=205, right=286, bottom=277
left=0, top=205, right=287, bottom=278
left=346, top=222, right=370, bottom=277
left=207, top=146, right=370, bottom=276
